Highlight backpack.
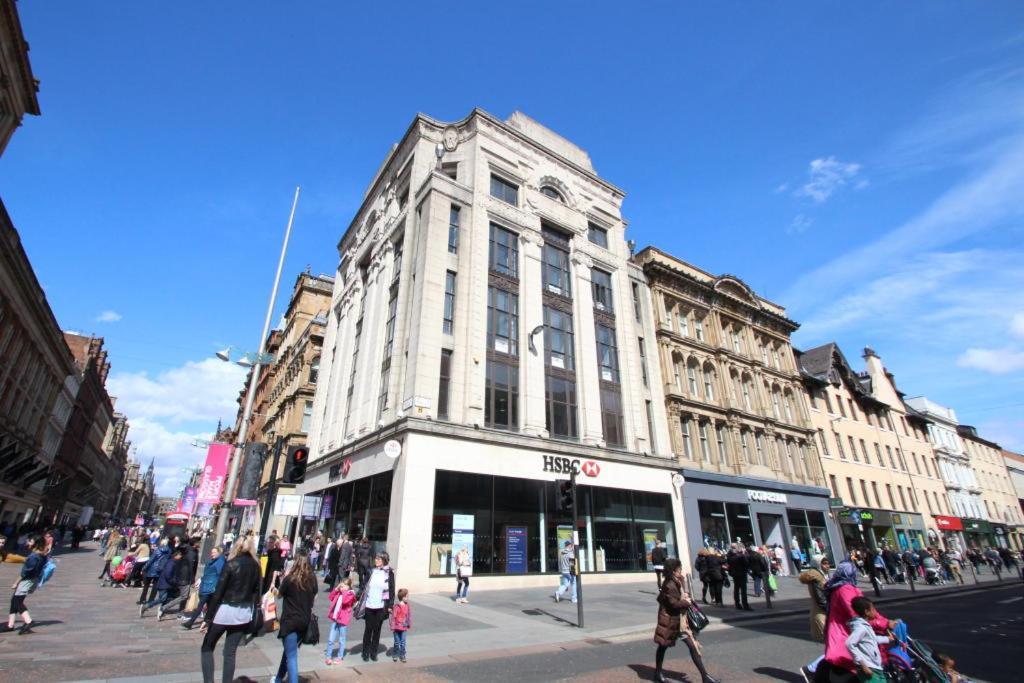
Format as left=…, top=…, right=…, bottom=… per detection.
left=38, top=559, right=57, bottom=587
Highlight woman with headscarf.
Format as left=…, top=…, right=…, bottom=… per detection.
left=811, top=559, right=897, bottom=683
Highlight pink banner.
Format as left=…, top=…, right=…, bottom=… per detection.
left=196, top=443, right=232, bottom=504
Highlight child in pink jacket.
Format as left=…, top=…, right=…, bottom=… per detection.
left=389, top=588, right=411, bottom=663
left=325, top=578, right=356, bottom=665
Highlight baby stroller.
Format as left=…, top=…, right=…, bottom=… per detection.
left=885, top=621, right=971, bottom=683
left=106, top=554, right=137, bottom=588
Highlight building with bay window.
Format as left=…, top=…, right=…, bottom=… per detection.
left=300, top=110, right=679, bottom=591
left=635, top=247, right=840, bottom=572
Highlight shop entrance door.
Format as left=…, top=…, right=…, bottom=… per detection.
left=758, top=513, right=785, bottom=548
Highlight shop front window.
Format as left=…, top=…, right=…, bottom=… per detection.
left=787, top=508, right=834, bottom=567
left=698, top=500, right=754, bottom=550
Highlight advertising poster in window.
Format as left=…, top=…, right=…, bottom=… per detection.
left=452, top=514, right=475, bottom=568
left=506, top=526, right=527, bottom=574
left=643, top=529, right=659, bottom=570
left=556, top=524, right=574, bottom=550
left=301, top=495, right=322, bottom=520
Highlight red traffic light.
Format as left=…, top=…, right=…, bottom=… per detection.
left=294, top=448, right=307, bottom=462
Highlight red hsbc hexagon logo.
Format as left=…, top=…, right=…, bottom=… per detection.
left=581, top=460, right=601, bottom=477
left=341, top=457, right=352, bottom=478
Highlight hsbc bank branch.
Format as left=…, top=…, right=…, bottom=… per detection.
left=297, top=422, right=687, bottom=592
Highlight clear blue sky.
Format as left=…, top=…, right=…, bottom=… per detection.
left=3, top=3, right=1023, bottom=495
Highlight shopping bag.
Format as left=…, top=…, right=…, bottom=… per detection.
left=262, top=590, right=278, bottom=623
left=767, top=574, right=778, bottom=592
left=184, top=588, right=200, bottom=613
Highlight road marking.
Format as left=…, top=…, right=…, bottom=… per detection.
left=997, top=596, right=1022, bottom=604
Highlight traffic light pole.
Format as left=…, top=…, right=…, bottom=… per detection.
left=257, top=436, right=284, bottom=552
left=571, top=468, right=584, bottom=628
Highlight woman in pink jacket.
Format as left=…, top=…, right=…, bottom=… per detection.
left=816, top=560, right=897, bottom=683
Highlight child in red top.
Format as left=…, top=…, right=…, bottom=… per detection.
left=325, top=577, right=356, bottom=665
left=390, top=588, right=411, bottom=663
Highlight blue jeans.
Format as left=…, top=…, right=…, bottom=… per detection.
left=393, top=630, right=407, bottom=659
left=326, top=622, right=347, bottom=659
left=753, top=576, right=763, bottom=596
left=555, top=573, right=576, bottom=601
left=145, top=587, right=180, bottom=610
left=276, top=631, right=300, bottom=683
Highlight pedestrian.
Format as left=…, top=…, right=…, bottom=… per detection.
left=182, top=545, right=225, bottom=630
left=704, top=549, right=726, bottom=606
left=454, top=546, right=472, bottom=603
left=652, top=557, right=720, bottom=683
left=726, top=543, right=750, bottom=610
left=553, top=540, right=577, bottom=603
left=274, top=552, right=318, bottom=683
left=934, top=652, right=965, bottom=683
left=338, top=534, right=355, bottom=587
left=321, top=536, right=335, bottom=580
left=140, top=545, right=191, bottom=620
left=130, top=539, right=151, bottom=587
left=812, top=560, right=898, bottom=683
left=139, top=540, right=170, bottom=605
left=748, top=545, right=769, bottom=605
left=325, top=577, right=355, bottom=665
left=201, top=536, right=262, bottom=683
left=263, top=536, right=284, bottom=594
left=845, top=596, right=890, bottom=683
left=390, top=587, right=411, bottom=662
left=355, top=536, right=372, bottom=591
left=4, top=535, right=46, bottom=634
left=651, top=539, right=668, bottom=588
left=798, top=555, right=831, bottom=679
left=694, top=549, right=710, bottom=603
left=774, top=544, right=789, bottom=576
left=360, top=552, right=396, bottom=662
left=278, top=534, right=292, bottom=561
left=97, top=529, right=123, bottom=580
left=944, top=548, right=964, bottom=585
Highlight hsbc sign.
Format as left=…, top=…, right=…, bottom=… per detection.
left=542, top=455, right=601, bottom=478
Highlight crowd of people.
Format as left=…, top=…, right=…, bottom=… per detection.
left=844, top=543, right=1021, bottom=592
left=693, top=543, right=782, bottom=610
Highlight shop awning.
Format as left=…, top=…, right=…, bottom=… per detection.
left=933, top=515, right=963, bottom=531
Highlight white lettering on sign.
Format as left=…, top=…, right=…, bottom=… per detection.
left=747, top=489, right=787, bottom=504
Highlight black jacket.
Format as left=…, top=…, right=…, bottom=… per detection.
left=355, top=542, right=371, bottom=568
left=339, top=541, right=355, bottom=571
left=726, top=550, right=749, bottom=579
left=209, top=554, right=262, bottom=617
left=651, top=546, right=668, bottom=566
left=704, top=554, right=725, bottom=581
left=748, top=551, right=769, bottom=577
left=277, top=574, right=318, bottom=639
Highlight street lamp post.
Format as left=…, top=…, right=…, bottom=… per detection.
left=214, top=186, right=300, bottom=547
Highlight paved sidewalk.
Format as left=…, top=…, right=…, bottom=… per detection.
left=0, top=542, right=1015, bottom=682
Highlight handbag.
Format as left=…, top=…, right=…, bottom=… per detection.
left=261, top=590, right=278, bottom=623
left=247, top=598, right=265, bottom=637
left=686, top=603, right=710, bottom=633
left=353, top=587, right=368, bottom=620
left=184, top=588, right=200, bottom=613
left=723, top=574, right=730, bottom=588
left=302, top=612, right=320, bottom=645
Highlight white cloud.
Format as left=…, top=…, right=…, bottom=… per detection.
left=96, top=310, right=122, bottom=323
left=957, top=347, right=1024, bottom=374
left=1010, top=312, right=1024, bottom=338
left=786, top=213, right=814, bottom=234
left=108, top=357, right=246, bottom=425
left=795, top=156, right=863, bottom=203
left=775, top=183, right=789, bottom=193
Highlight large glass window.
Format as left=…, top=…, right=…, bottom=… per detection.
left=431, top=470, right=494, bottom=576
left=485, top=360, right=518, bottom=430
left=698, top=500, right=755, bottom=551
left=592, top=268, right=613, bottom=312
left=788, top=508, right=835, bottom=567
left=489, top=223, right=518, bottom=277
left=600, top=388, right=624, bottom=447
left=545, top=375, right=578, bottom=439
left=596, top=324, right=620, bottom=383
left=490, top=174, right=518, bottom=205
left=487, top=287, right=518, bottom=356
left=544, top=306, right=574, bottom=370
left=543, top=242, right=572, bottom=296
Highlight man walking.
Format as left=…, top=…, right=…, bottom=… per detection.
left=651, top=539, right=668, bottom=588
left=727, top=544, right=750, bottom=610
left=553, top=540, right=576, bottom=603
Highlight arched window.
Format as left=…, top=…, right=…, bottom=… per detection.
left=687, top=359, right=699, bottom=396
left=678, top=309, right=689, bottom=337
left=673, top=354, right=684, bottom=392
left=309, top=356, right=321, bottom=384
left=540, top=185, right=564, bottom=202
left=702, top=363, right=715, bottom=401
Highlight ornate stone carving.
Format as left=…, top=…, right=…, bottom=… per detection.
left=518, top=228, right=544, bottom=248
left=570, top=251, right=594, bottom=269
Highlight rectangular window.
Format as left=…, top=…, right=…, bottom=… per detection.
left=829, top=474, right=839, bottom=498
left=699, top=422, right=711, bottom=462
left=631, top=282, right=643, bottom=322
left=848, top=436, right=858, bottom=462
left=448, top=205, right=460, bottom=254
left=678, top=311, right=690, bottom=337
left=837, top=396, right=847, bottom=418
left=485, top=360, right=518, bottom=430
left=859, top=439, right=869, bottom=462
left=694, top=316, right=704, bottom=342
left=847, top=399, right=857, bottom=420
left=755, top=432, right=764, bottom=466
left=897, top=486, right=908, bottom=511
left=886, top=445, right=897, bottom=469
left=438, top=350, right=452, bottom=420
left=835, top=431, right=846, bottom=459
left=543, top=242, right=572, bottom=297
left=732, top=329, right=743, bottom=353
left=740, top=431, right=751, bottom=463
left=588, top=222, right=609, bottom=248
left=860, top=480, right=870, bottom=507
left=543, top=306, right=574, bottom=370
left=645, top=400, right=656, bottom=452
left=874, top=443, right=884, bottom=467
left=886, top=484, right=896, bottom=509
left=441, top=161, right=458, bottom=180
left=600, top=388, right=624, bottom=447
left=591, top=268, right=613, bottom=312
left=817, top=428, right=830, bottom=456
left=300, top=400, right=313, bottom=433
left=489, top=223, right=519, bottom=277
left=715, top=424, right=727, bottom=464
left=545, top=375, right=578, bottom=439
left=638, top=338, right=649, bottom=387
left=490, top=173, right=518, bottom=205
left=595, top=323, right=620, bottom=383
left=847, top=477, right=857, bottom=505
left=443, top=271, right=456, bottom=335
left=487, top=287, right=519, bottom=356
left=378, top=281, right=400, bottom=419
left=681, top=417, right=693, bottom=458
left=823, top=391, right=834, bottom=414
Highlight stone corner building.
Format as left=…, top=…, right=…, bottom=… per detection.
left=301, top=109, right=681, bottom=591
left=0, top=0, right=40, bottom=156
left=635, top=247, right=839, bottom=571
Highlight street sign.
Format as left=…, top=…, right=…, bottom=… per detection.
left=829, top=497, right=845, bottom=509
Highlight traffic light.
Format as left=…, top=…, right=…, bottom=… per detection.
left=558, top=479, right=573, bottom=512
left=284, top=445, right=309, bottom=484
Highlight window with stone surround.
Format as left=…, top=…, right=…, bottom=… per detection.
left=490, top=174, right=519, bottom=205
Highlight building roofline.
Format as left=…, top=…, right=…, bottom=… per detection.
left=2, top=0, right=40, bottom=116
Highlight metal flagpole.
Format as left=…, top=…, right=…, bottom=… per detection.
left=214, top=186, right=300, bottom=547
